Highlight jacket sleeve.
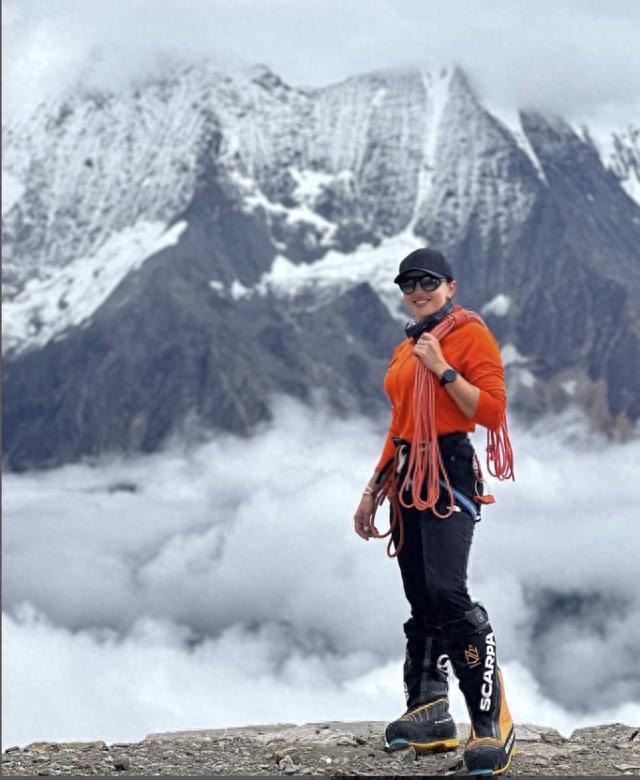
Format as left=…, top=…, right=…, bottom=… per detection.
left=374, top=401, right=399, bottom=474
left=458, top=324, right=507, bottom=432
left=373, top=343, right=403, bottom=474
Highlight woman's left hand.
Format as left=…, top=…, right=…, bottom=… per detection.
left=412, top=332, right=447, bottom=373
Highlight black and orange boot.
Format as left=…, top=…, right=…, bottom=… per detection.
left=385, top=618, right=459, bottom=753
left=443, top=602, right=517, bottom=775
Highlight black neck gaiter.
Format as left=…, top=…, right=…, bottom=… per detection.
left=404, top=297, right=456, bottom=342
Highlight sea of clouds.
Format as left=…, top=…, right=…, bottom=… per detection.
left=3, top=395, right=639, bottom=749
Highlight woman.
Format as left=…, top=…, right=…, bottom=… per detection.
left=353, top=248, right=517, bottom=776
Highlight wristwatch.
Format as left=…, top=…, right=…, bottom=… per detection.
left=439, top=367, right=458, bottom=387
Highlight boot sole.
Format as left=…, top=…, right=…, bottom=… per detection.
left=466, top=744, right=518, bottom=776
left=386, top=737, right=460, bottom=753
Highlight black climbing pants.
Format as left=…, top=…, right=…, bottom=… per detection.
left=390, top=432, right=482, bottom=634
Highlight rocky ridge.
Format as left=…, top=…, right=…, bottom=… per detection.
left=2, top=721, right=640, bottom=776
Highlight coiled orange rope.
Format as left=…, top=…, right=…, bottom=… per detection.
left=369, top=308, right=514, bottom=557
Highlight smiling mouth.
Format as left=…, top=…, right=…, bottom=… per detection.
left=413, top=298, right=432, bottom=305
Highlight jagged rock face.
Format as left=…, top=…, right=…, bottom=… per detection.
left=2, top=60, right=640, bottom=469
left=414, top=72, right=543, bottom=305
left=2, top=158, right=399, bottom=470
left=510, top=112, right=640, bottom=421
left=598, top=124, right=640, bottom=204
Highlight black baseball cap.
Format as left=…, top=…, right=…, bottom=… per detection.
left=393, top=248, right=454, bottom=284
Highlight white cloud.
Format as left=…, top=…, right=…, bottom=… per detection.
left=3, top=395, right=640, bottom=748
left=3, top=0, right=639, bottom=125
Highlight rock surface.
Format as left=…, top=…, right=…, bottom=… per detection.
left=2, top=721, right=639, bottom=776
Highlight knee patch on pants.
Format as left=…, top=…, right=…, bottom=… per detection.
left=403, top=616, right=442, bottom=640
left=441, top=601, right=490, bottom=638
left=464, top=602, right=490, bottom=631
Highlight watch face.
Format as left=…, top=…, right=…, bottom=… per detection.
left=442, top=368, right=457, bottom=384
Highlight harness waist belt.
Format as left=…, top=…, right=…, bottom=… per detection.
left=392, top=432, right=470, bottom=450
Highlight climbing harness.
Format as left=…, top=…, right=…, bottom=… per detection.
left=438, top=478, right=480, bottom=522
left=368, top=307, right=515, bottom=558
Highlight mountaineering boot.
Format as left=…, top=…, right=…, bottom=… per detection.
left=385, top=618, right=459, bottom=753
left=443, top=602, right=517, bottom=776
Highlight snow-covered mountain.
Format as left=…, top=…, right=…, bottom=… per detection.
left=584, top=123, right=640, bottom=206
left=3, top=60, right=640, bottom=470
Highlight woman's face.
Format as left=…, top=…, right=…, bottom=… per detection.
left=400, top=271, right=457, bottom=321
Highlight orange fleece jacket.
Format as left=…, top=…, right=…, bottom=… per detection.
left=374, top=305, right=507, bottom=473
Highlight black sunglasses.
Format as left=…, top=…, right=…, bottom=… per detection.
left=397, top=274, right=443, bottom=294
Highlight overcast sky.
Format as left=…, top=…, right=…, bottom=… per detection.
left=3, top=0, right=639, bottom=127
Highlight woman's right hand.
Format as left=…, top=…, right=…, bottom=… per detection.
left=354, top=494, right=376, bottom=541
